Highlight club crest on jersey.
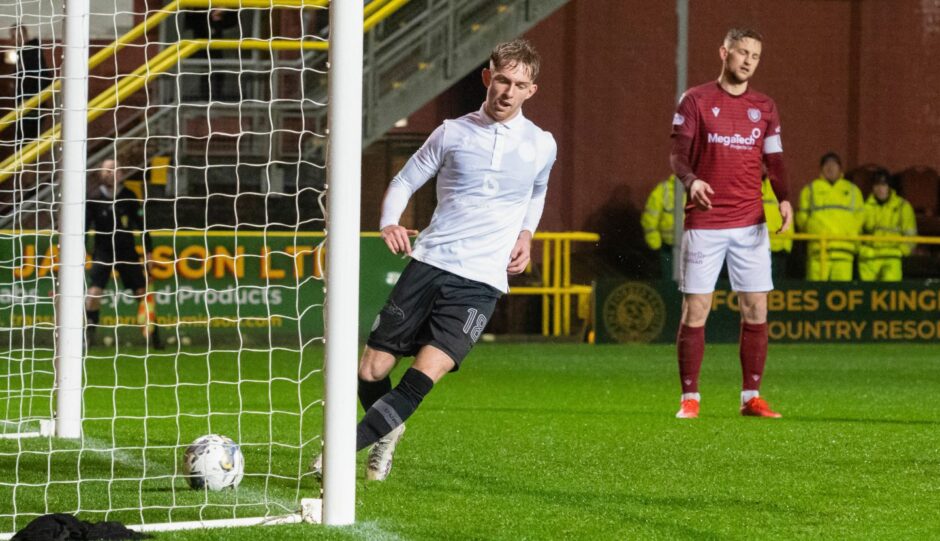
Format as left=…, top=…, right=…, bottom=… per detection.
left=747, top=108, right=761, bottom=122
left=711, top=107, right=720, bottom=117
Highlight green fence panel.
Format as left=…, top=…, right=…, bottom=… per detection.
left=0, top=233, right=406, bottom=345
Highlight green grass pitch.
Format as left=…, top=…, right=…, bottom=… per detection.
left=2, top=343, right=939, bottom=540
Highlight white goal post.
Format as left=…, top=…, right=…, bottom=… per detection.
left=321, top=0, right=360, bottom=527
left=0, top=0, right=361, bottom=535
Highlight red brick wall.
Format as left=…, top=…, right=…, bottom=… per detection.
left=393, top=0, right=940, bottom=232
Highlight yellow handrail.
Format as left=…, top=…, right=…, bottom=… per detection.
left=0, top=38, right=326, bottom=184
left=776, top=231, right=938, bottom=282
left=0, top=0, right=330, bottom=136
left=364, top=0, right=411, bottom=32
left=518, top=231, right=600, bottom=337
left=775, top=232, right=940, bottom=245
left=0, top=0, right=411, bottom=182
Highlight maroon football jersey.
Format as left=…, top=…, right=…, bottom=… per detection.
left=671, top=81, right=783, bottom=230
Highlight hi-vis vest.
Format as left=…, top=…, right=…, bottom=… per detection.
left=861, top=190, right=917, bottom=259
left=641, top=175, right=684, bottom=249
left=796, top=177, right=865, bottom=259
left=762, top=177, right=791, bottom=253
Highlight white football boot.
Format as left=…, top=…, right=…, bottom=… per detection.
left=366, top=424, right=406, bottom=481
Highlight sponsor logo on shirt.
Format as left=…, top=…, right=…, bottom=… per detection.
left=673, top=113, right=685, bottom=126
left=707, top=128, right=762, bottom=150
left=711, top=107, right=720, bottom=117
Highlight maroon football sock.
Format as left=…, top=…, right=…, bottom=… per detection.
left=740, top=322, right=768, bottom=391
left=677, top=324, right=705, bottom=394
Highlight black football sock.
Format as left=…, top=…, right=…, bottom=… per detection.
left=358, top=376, right=392, bottom=411
left=356, top=368, right=434, bottom=451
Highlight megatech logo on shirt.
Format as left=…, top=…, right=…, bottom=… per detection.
left=707, top=128, right=762, bottom=150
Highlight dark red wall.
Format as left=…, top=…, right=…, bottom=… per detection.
left=393, top=0, right=940, bottom=232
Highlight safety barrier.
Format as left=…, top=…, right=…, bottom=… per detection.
left=778, top=232, right=940, bottom=279
left=513, top=232, right=599, bottom=337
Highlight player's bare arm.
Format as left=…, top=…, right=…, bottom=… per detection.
left=777, top=201, right=793, bottom=233
left=507, top=229, right=533, bottom=274
left=381, top=224, right=418, bottom=255
left=689, top=179, right=714, bottom=211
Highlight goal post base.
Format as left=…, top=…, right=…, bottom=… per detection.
left=129, top=499, right=323, bottom=533
left=0, top=419, right=55, bottom=440
left=0, top=498, right=321, bottom=539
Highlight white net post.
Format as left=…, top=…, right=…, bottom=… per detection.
left=54, top=0, right=89, bottom=440
left=322, top=0, right=361, bottom=526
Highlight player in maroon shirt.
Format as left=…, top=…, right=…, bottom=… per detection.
left=669, top=28, right=792, bottom=419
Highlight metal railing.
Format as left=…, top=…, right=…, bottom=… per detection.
left=356, top=0, right=570, bottom=146
left=0, top=0, right=412, bottom=185
left=515, top=232, right=599, bottom=337
left=0, top=39, right=327, bottom=185
left=780, top=231, right=940, bottom=278
left=0, top=0, right=332, bottom=137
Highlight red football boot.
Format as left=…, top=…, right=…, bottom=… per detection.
left=675, top=399, right=700, bottom=419
left=740, top=396, right=782, bottom=418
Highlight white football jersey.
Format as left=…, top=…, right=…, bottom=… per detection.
left=380, top=105, right=557, bottom=293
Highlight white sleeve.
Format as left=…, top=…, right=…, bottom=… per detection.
left=520, top=136, right=556, bottom=233
left=378, top=124, right=446, bottom=229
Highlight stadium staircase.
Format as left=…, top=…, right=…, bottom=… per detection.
left=0, top=0, right=570, bottom=230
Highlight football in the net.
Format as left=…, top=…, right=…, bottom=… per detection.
left=183, top=434, right=245, bottom=491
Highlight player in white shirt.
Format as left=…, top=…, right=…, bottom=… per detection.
left=353, top=39, right=556, bottom=481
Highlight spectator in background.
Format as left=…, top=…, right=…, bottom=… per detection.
left=85, top=159, right=162, bottom=349
left=859, top=169, right=917, bottom=281
left=9, top=25, right=52, bottom=142
left=641, top=174, right=683, bottom=278
left=796, top=152, right=864, bottom=281
left=182, top=9, right=239, bottom=101
left=762, top=176, right=791, bottom=281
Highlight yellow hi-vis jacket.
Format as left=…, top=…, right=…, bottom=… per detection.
left=860, top=190, right=917, bottom=259
left=796, top=177, right=865, bottom=260
left=641, top=175, right=684, bottom=250
left=762, top=177, right=791, bottom=253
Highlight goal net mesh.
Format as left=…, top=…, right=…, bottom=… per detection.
left=0, top=0, right=329, bottom=532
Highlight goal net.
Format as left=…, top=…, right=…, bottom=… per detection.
left=0, top=0, right=361, bottom=534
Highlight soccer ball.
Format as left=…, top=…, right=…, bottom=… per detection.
left=183, top=434, right=245, bottom=491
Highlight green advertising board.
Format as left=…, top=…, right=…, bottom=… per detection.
left=0, top=232, right=407, bottom=345
left=597, top=279, right=940, bottom=344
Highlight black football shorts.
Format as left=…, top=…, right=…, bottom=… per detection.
left=367, top=260, right=501, bottom=370
left=88, top=252, right=147, bottom=292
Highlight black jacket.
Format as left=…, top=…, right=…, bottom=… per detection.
left=85, top=185, right=152, bottom=259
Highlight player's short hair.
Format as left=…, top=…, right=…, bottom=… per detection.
left=724, top=28, right=764, bottom=47
left=489, top=39, right=541, bottom=81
